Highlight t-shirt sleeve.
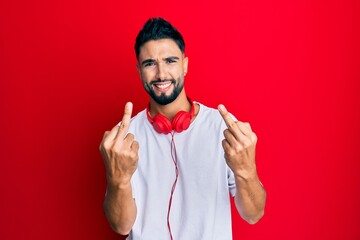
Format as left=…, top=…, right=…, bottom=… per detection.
left=227, top=167, right=236, bottom=197
left=130, top=173, right=137, bottom=199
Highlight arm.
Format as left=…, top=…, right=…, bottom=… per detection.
left=100, top=102, right=139, bottom=235
left=103, top=181, right=137, bottom=234
left=218, top=104, right=266, bottom=224
left=234, top=172, right=266, bottom=224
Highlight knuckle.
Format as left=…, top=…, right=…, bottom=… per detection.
left=115, top=148, right=129, bottom=158
left=111, top=125, right=119, bottom=132
left=123, top=151, right=131, bottom=159
left=242, top=140, right=252, bottom=148
left=234, top=144, right=243, bottom=153
left=103, top=131, right=110, bottom=138
left=252, top=133, right=258, bottom=142
left=229, top=121, right=238, bottom=129
left=132, top=141, right=140, bottom=150
left=112, top=147, right=121, bottom=155
left=228, top=149, right=236, bottom=157
left=130, top=151, right=138, bottom=160
left=124, top=109, right=130, bottom=116
left=126, top=133, right=134, bottom=139
left=119, top=123, right=127, bottom=130
left=102, top=141, right=112, bottom=151
left=101, top=132, right=110, bottom=143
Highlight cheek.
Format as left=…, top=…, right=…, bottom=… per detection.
left=169, top=66, right=183, bottom=77
left=140, top=71, right=152, bottom=82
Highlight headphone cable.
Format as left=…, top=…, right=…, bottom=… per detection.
left=167, top=131, right=179, bottom=240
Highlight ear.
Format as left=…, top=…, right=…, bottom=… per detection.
left=183, top=56, right=189, bottom=76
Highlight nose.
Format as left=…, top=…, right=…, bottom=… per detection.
left=155, top=62, right=166, bottom=80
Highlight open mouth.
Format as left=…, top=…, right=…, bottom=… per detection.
left=153, top=82, right=172, bottom=89
left=151, top=80, right=174, bottom=93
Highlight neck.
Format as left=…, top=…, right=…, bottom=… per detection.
left=149, top=90, right=191, bottom=121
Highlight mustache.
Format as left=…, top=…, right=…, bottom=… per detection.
left=150, top=79, right=176, bottom=85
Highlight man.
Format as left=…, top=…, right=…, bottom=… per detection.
left=100, top=17, right=266, bottom=239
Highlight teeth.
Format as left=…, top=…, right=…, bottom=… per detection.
left=155, top=82, right=171, bottom=89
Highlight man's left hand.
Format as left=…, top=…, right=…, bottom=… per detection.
left=218, top=104, right=258, bottom=179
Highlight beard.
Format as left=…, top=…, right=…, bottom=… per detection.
left=143, top=77, right=184, bottom=105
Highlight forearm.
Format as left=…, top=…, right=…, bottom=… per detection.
left=103, top=182, right=137, bottom=235
left=234, top=173, right=266, bottom=224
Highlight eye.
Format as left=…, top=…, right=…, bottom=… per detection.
left=144, top=61, right=156, bottom=67
left=165, top=58, right=178, bottom=64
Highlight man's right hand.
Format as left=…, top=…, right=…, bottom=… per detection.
left=99, top=102, right=139, bottom=187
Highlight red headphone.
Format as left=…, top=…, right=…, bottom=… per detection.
left=146, top=99, right=195, bottom=134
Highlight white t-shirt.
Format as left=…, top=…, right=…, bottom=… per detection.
left=127, top=102, right=236, bottom=240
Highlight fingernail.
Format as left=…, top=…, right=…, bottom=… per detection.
left=218, top=104, right=225, bottom=111
left=126, top=102, right=133, bottom=109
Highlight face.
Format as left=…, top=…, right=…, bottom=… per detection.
left=137, top=38, right=188, bottom=105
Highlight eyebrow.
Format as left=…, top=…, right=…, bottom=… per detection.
left=164, top=56, right=179, bottom=61
left=141, top=56, right=180, bottom=66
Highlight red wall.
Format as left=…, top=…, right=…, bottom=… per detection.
left=1, top=0, right=359, bottom=239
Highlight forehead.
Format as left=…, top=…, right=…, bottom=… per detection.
left=138, top=39, right=183, bottom=60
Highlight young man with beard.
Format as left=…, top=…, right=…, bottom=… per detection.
left=99, top=17, right=266, bottom=239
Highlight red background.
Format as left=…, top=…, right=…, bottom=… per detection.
left=1, top=0, right=359, bottom=239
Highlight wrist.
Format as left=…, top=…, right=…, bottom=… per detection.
left=234, top=170, right=259, bottom=183
left=107, top=177, right=132, bottom=190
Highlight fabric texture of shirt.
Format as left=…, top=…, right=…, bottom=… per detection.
left=126, top=102, right=236, bottom=240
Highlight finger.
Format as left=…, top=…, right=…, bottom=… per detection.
left=115, top=133, right=134, bottom=151
left=218, top=104, right=236, bottom=128
left=131, top=140, right=139, bottom=152
left=222, top=138, right=231, bottom=151
left=104, top=125, right=121, bottom=143
left=115, top=102, right=133, bottom=141
left=124, top=132, right=135, bottom=141
left=102, top=131, right=110, bottom=141
left=130, top=141, right=139, bottom=162
left=244, top=122, right=252, bottom=131
left=238, top=122, right=252, bottom=136
left=100, top=126, right=121, bottom=152
left=99, top=131, right=110, bottom=151
left=225, top=127, right=253, bottom=152
left=223, top=129, right=238, bottom=147
left=221, top=139, right=233, bottom=159
left=218, top=104, right=245, bottom=141
left=237, top=122, right=257, bottom=145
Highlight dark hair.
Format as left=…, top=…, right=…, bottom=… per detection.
left=135, top=17, right=185, bottom=59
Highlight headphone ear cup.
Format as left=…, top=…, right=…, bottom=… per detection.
left=153, top=114, right=173, bottom=134
left=172, top=111, right=191, bottom=133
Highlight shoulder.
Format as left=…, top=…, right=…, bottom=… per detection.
left=195, top=102, right=220, bottom=119
left=195, top=102, right=236, bottom=123
left=117, top=109, right=147, bottom=127
left=130, top=109, right=147, bottom=124
left=192, top=102, right=225, bottom=131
